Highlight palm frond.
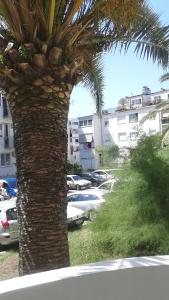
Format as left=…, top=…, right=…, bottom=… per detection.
left=122, top=4, right=169, bottom=67
left=140, top=101, right=169, bottom=125
left=82, top=54, right=104, bottom=116
left=160, top=73, right=169, bottom=83
left=161, top=125, right=169, bottom=147
left=47, top=0, right=56, bottom=37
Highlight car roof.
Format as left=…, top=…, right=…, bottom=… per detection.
left=0, top=198, right=16, bottom=210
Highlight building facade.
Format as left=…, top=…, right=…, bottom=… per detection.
left=0, top=92, right=16, bottom=177
left=68, top=87, right=169, bottom=169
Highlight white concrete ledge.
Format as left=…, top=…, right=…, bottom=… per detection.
left=1, top=255, right=169, bottom=300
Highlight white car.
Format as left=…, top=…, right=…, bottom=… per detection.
left=0, top=199, right=86, bottom=250
left=0, top=199, right=18, bottom=250
left=67, top=175, right=92, bottom=190
left=67, top=190, right=106, bottom=220
left=97, top=179, right=117, bottom=192
left=92, top=169, right=114, bottom=181
left=67, top=206, right=86, bottom=227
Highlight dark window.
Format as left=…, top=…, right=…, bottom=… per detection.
left=75, top=139, right=79, bottom=143
left=83, top=120, right=87, bottom=126
left=88, top=142, right=92, bottom=149
left=104, top=121, right=109, bottom=127
left=131, top=98, right=141, bottom=105
left=6, top=208, right=17, bottom=221
left=1, top=153, right=10, bottom=166
left=88, top=120, right=92, bottom=126
left=129, top=113, right=138, bottom=123
left=79, top=121, right=83, bottom=127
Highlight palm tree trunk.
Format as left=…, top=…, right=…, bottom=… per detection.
left=7, top=83, right=72, bottom=275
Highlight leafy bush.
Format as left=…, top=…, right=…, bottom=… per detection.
left=89, top=136, right=169, bottom=258
left=67, top=161, right=82, bottom=175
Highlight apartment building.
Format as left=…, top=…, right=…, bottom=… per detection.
left=0, top=92, right=16, bottom=177
left=0, top=86, right=169, bottom=175
left=68, top=87, right=169, bottom=169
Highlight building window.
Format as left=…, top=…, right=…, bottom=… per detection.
left=130, top=132, right=138, bottom=141
left=1, top=153, right=10, bottom=166
left=72, top=129, right=78, bottom=134
left=88, top=119, right=92, bottom=126
left=131, top=98, right=141, bottom=106
left=129, top=113, right=138, bottom=123
left=69, top=130, right=72, bottom=137
left=70, top=146, right=73, bottom=155
left=79, top=121, right=83, bottom=127
left=75, top=139, right=79, bottom=143
left=104, top=134, right=111, bottom=143
left=149, top=129, right=156, bottom=135
left=70, top=138, right=72, bottom=143
left=117, top=115, right=126, bottom=124
left=0, top=124, right=2, bottom=137
left=83, top=120, right=87, bottom=126
left=118, top=132, right=127, bottom=141
left=72, top=122, right=78, bottom=125
left=12, top=151, right=15, bottom=157
left=154, top=96, right=161, bottom=103
left=69, top=121, right=71, bottom=125
left=104, top=120, right=109, bottom=127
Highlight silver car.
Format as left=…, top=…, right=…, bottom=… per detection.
left=0, top=199, right=86, bottom=250
left=67, top=175, right=92, bottom=190
left=0, top=198, right=18, bottom=250
left=67, top=190, right=106, bottom=220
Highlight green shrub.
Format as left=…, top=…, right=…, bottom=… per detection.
left=67, top=161, right=82, bottom=174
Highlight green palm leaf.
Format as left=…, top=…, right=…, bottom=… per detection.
left=160, top=73, right=169, bottom=83
left=82, top=55, right=104, bottom=116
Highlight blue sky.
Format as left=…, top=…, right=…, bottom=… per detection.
left=69, top=0, right=169, bottom=118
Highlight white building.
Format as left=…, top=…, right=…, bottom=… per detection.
left=68, top=87, right=169, bottom=169
left=0, top=92, right=16, bottom=177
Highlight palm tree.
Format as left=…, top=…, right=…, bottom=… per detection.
left=0, top=0, right=169, bottom=276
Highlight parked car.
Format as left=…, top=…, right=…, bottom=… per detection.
left=67, top=190, right=106, bottom=220
left=92, top=169, right=113, bottom=181
left=79, top=172, right=104, bottom=186
left=0, top=199, right=86, bottom=250
left=0, top=199, right=18, bottom=250
left=97, top=179, right=117, bottom=192
left=67, top=206, right=86, bottom=228
left=67, top=175, right=92, bottom=190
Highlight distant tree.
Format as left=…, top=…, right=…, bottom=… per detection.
left=96, top=145, right=119, bottom=167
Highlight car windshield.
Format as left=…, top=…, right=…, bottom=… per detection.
left=72, top=175, right=83, bottom=181
left=92, top=173, right=100, bottom=178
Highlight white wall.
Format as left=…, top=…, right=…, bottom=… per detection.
left=1, top=256, right=169, bottom=300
